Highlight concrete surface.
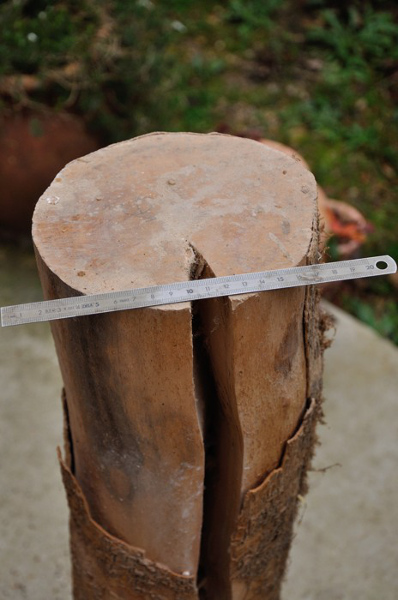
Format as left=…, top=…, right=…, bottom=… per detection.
left=283, top=302, right=398, bottom=600
left=0, top=244, right=397, bottom=599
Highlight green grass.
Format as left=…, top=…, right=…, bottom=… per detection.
left=1, top=0, right=397, bottom=342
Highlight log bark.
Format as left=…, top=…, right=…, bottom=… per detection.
left=33, top=132, right=323, bottom=599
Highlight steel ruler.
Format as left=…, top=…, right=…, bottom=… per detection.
left=1, top=255, right=396, bottom=327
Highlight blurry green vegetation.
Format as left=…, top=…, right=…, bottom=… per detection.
left=1, top=0, right=397, bottom=342
left=339, top=276, right=398, bottom=344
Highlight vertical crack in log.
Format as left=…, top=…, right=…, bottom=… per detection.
left=61, top=388, right=75, bottom=474
left=189, top=244, right=243, bottom=600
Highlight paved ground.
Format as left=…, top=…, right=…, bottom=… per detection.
left=1, top=244, right=397, bottom=599
left=283, top=302, right=398, bottom=600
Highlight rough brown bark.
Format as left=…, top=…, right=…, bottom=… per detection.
left=33, top=132, right=323, bottom=599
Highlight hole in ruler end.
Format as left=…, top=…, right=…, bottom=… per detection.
left=376, top=260, right=388, bottom=270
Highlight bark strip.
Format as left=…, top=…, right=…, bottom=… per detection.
left=59, top=446, right=198, bottom=600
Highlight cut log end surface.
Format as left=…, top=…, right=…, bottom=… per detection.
left=33, top=132, right=317, bottom=295
left=33, top=132, right=320, bottom=599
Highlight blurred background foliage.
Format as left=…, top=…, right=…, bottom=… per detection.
left=0, top=0, right=397, bottom=342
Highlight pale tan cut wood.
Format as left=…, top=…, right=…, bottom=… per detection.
left=33, top=132, right=320, bottom=599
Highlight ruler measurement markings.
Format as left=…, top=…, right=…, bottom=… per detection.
left=1, top=256, right=396, bottom=327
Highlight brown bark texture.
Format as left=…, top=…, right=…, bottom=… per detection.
left=33, top=132, right=324, bottom=599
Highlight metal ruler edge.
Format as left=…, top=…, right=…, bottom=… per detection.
left=1, top=255, right=396, bottom=327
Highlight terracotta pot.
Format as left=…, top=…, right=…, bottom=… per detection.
left=0, top=111, right=101, bottom=235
